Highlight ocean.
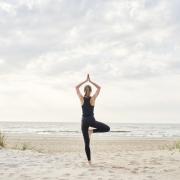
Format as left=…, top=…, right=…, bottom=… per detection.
left=0, top=121, right=180, bottom=138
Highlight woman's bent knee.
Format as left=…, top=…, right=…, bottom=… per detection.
left=105, top=125, right=110, bottom=132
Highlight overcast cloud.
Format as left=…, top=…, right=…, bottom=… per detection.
left=0, top=0, right=180, bottom=123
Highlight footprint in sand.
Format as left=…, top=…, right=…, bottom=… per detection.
left=112, top=166, right=127, bottom=170
left=64, top=163, right=70, bottom=166
left=131, top=170, right=138, bottom=174
left=64, top=173, right=70, bottom=176
left=129, top=160, right=138, bottom=165
left=131, top=167, right=139, bottom=174
left=140, top=166, right=153, bottom=173
left=108, top=170, right=114, bottom=173
left=163, top=168, right=174, bottom=172
left=146, top=175, right=153, bottom=179
left=42, top=177, right=49, bottom=180
left=78, top=172, right=86, bottom=177
left=8, top=172, right=16, bottom=176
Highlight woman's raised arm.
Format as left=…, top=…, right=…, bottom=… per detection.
left=75, top=74, right=88, bottom=98
left=89, top=76, right=101, bottom=99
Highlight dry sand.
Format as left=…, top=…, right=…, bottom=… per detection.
left=0, top=133, right=180, bottom=180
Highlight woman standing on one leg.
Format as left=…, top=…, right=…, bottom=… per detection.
left=75, top=74, right=110, bottom=165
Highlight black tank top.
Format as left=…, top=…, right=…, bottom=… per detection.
left=82, top=96, right=94, bottom=117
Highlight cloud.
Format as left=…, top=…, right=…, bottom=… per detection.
left=0, top=0, right=179, bottom=78
left=0, top=0, right=179, bottom=122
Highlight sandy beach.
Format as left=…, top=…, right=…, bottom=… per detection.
left=0, top=133, right=180, bottom=180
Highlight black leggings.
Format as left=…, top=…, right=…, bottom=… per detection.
left=81, top=116, right=110, bottom=161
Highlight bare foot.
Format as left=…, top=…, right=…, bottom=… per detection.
left=88, top=129, right=93, bottom=139
left=88, top=160, right=92, bottom=165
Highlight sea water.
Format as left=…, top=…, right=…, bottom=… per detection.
left=0, top=121, right=180, bottom=138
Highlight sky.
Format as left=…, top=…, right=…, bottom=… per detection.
left=0, top=0, right=180, bottom=123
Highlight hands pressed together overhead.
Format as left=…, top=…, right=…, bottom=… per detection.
left=75, top=73, right=101, bottom=99
left=75, top=73, right=101, bottom=89
left=86, top=73, right=91, bottom=82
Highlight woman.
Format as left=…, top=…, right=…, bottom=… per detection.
left=75, top=74, right=110, bottom=165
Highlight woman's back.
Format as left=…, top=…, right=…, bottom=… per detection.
left=81, top=96, right=94, bottom=117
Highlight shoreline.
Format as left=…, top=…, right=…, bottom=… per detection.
left=4, top=132, right=180, bottom=140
